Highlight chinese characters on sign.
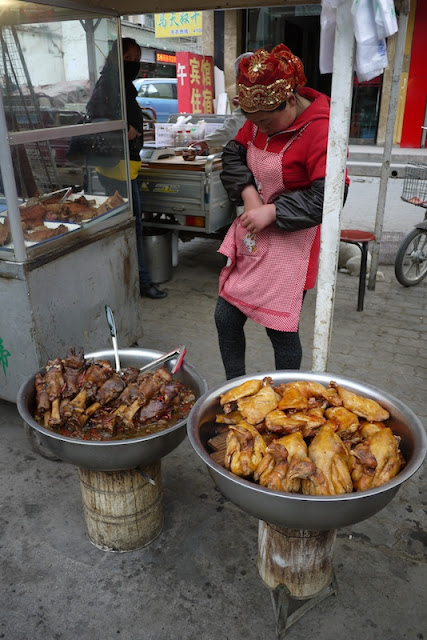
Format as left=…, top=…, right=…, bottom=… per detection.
left=156, top=53, right=176, bottom=64
left=175, top=52, right=214, bottom=114
left=155, top=12, right=202, bottom=38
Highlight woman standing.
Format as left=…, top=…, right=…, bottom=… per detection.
left=87, top=38, right=167, bottom=299
left=216, top=44, right=349, bottom=379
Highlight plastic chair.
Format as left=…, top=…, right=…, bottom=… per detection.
left=340, top=229, right=376, bottom=311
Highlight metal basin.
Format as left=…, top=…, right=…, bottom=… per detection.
left=17, top=348, right=207, bottom=471
left=187, top=371, right=426, bottom=531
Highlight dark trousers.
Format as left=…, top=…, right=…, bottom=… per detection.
left=214, top=295, right=306, bottom=380
left=97, top=173, right=151, bottom=288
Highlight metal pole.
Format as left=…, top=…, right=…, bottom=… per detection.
left=368, top=0, right=410, bottom=290
left=81, top=19, right=101, bottom=93
left=0, top=89, right=27, bottom=262
left=311, top=2, right=355, bottom=373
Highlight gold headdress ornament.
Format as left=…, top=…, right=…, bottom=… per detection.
left=237, top=45, right=307, bottom=113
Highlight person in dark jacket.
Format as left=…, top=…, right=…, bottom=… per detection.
left=215, top=44, right=349, bottom=379
left=86, top=37, right=167, bottom=299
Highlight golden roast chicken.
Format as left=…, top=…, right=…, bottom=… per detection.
left=209, top=377, right=405, bottom=495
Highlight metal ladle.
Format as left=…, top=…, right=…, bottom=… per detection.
left=105, top=305, right=121, bottom=372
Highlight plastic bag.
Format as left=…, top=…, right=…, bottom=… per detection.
left=374, top=0, right=398, bottom=39
left=352, top=0, right=388, bottom=81
left=320, top=0, right=394, bottom=81
left=355, top=39, right=388, bottom=81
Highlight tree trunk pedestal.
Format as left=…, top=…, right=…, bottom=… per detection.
left=257, top=521, right=338, bottom=638
left=78, top=461, right=163, bottom=552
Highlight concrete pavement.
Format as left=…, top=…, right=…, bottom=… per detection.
left=1, top=174, right=426, bottom=640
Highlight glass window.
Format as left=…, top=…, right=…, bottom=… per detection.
left=146, top=83, right=160, bottom=98
left=154, top=83, right=174, bottom=100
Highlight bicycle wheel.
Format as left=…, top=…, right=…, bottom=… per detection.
left=394, top=227, right=427, bottom=286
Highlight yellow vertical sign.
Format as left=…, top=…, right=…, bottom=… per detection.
left=155, top=12, right=203, bottom=38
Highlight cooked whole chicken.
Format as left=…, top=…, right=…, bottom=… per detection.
left=220, top=379, right=262, bottom=408
left=225, top=421, right=267, bottom=476
left=277, top=381, right=342, bottom=411
left=358, top=421, right=386, bottom=440
left=333, top=384, right=390, bottom=422
left=264, top=407, right=326, bottom=436
left=350, top=427, right=404, bottom=491
left=255, top=432, right=311, bottom=493
left=237, top=385, right=280, bottom=425
left=325, top=406, right=360, bottom=440
left=300, top=424, right=353, bottom=495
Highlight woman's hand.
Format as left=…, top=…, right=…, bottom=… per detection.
left=240, top=203, right=276, bottom=234
left=128, top=125, right=141, bottom=141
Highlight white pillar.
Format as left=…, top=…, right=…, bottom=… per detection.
left=312, top=2, right=355, bottom=373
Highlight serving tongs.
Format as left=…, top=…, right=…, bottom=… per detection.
left=105, top=305, right=121, bottom=372
left=138, top=345, right=186, bottom=376
left=26, top=187, right=73, bottom=207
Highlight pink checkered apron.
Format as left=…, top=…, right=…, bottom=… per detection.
left=218, top=124, right=317, bottom=331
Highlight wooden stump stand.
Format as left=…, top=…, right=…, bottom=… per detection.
left=257, top=522, right=337, bottom=638
left=78, top=461, right=163, bottom=552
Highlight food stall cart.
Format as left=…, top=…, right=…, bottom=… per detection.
left=138, top=153, right=235, bottom=238
left=0, top=2, right=142, bottom=402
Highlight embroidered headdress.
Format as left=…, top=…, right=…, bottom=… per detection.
left=237, top=44, right=306, bottom=113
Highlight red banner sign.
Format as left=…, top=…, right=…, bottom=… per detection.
left=175, top=52, right=214, bottom=114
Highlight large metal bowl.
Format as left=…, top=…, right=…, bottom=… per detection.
left=187, top=371, right=426, bottom=531
left=17, top=348, right=207, bottom=471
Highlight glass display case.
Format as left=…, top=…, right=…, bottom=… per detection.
left=0, top=0, right=132, bottom=261
left=0, top=1, right=142, bottom=403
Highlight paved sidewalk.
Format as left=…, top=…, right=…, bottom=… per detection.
left=1, top=232, right=426, bottom=640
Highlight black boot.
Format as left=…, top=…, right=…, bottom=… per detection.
left=140, top=283, right=167, bottom=299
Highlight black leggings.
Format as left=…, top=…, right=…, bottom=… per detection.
left=214, top=296, right=306, bottom=380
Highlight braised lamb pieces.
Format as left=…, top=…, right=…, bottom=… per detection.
left=34, top=347, right=195, bottom=441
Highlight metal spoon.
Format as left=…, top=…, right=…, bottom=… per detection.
left=105, top=305, right=121, bottom=372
